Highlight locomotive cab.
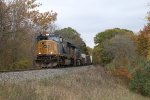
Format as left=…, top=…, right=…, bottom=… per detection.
left=36, top=34, right=61, bottom=55
left=35, top=34, right=61, bottom=68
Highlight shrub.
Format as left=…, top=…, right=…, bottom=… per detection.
left=92, top=45, right=113, bottom=66
left=9, top=57, right=32, bottom=70
left=113, top=67, right=132, bottom=81
left=104, top=35, right=137, bottom=67
left=130, top=62, right=150, bottom=96
left=101, top=51, right=114, bottom=65
left=92, top=45, right=103, bottom=65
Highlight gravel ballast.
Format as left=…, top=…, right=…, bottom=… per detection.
left=0, top=65, right=93, bottom=83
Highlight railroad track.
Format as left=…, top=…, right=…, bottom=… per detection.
left=0, top=65, right=80, bottom=73
left=0, top=65, right=94, bottom=83
left=0, top=67, right=53, bottom=73
left=0, top=68, right=40, bottom=73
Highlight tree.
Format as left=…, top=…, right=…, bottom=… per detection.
left=136, top=27, right=150, bottom=57
left=93, top=28, right=135, bottom=65
left=103, top=34, right=137, bottom=67
left=136, top=12, right=150, bottom=59
left=30, top=10, right=57, bottom=33
left=87, top=46, right=93, bottom=55
left=94, top=28, right=134, bottom=45
left=0, top=0, right=12, bottom=38
left=148, top=11, right=150, bottom=21
left=92, top=45, right=102, bottom=65
left=0, top=0, right=58, bottom=70
left=54, top=27, right=88, bottom=54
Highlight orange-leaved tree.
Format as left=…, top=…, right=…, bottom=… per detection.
left=137, top=25, right=150, bottom=57
left=136, top=12, right=150, bottom=59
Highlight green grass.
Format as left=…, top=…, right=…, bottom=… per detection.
left=0, top=67, right=149, bottom=100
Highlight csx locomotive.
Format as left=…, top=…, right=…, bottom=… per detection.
left=35, top=33, right=92, bottom=68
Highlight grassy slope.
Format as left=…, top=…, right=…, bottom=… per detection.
left=0, top=66, right=149, bottom=100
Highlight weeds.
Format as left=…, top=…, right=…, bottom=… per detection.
left=0, top=67, right=149, bottom=100
left=0, top=82, right=38, bottom=100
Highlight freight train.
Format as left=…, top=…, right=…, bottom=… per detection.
left=35, top=33, right=92, bottom=68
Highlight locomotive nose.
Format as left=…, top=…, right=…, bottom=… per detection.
left=37, top=40, right=58, bottom=55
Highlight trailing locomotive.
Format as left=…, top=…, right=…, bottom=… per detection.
left=35, top=33, right=92, bottom=68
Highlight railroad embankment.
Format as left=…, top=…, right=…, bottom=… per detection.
left=0, top=65, right=149, bottom=100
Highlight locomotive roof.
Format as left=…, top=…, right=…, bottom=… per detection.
left=49, top=34, right=79, bottom=48
left=37, top=33, right=79, bottom=49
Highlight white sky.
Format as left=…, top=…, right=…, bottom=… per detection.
left=37, top=0, right=149, bottom=48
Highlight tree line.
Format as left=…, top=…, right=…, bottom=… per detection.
left=0, top=0, right=57, bottom=70
left=0, top=0, right=89, bottom=70
left=92, top=11, right=150, bottom=96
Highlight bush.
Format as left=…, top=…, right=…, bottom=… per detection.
left=8, top=58, right=32, bottom=70
left=95, top=34, right=137, bottom=68
left=104, top=35, right=137, bottom=67
left=92, top=45, right=113, bottom=66
left=130, top=62, right=150, bottom=96
left=92, top=45, right=103, bottom=65
left=93, top=28, right=136, bottom=66
left=101, top=51, right=114, bottom=65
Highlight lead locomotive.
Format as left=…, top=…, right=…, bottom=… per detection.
left=35, top=33, right=88, bottom=68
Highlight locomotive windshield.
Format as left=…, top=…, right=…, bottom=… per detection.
left=37, top=34, right=61, bottom=42
left=37, top=34, right=48, bottom=41
left=48, top=36, right=59, bottom=42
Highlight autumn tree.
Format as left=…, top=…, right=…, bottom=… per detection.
left=93, top=28, right=135, bottom=65
left=129, top=11, right=150, bottom=97
left=136, top=26, right=150, bottom=57
left=0, top=0, right=12, bottom=38
left=0, top=0, right=58, bottom=70
left=31, top=11, right=57, bottom=33
left=136, top=11, right=150, bottom=60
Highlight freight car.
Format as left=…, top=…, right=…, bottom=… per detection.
left=35, top=33, right=90, bottom=68
left=81, top=54, right=92, bottom=65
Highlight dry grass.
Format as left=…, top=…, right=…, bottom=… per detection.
left=0, top=66, right=149, bottom=100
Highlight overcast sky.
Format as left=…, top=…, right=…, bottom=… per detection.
left=37, top=0, right=149, bottom=48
